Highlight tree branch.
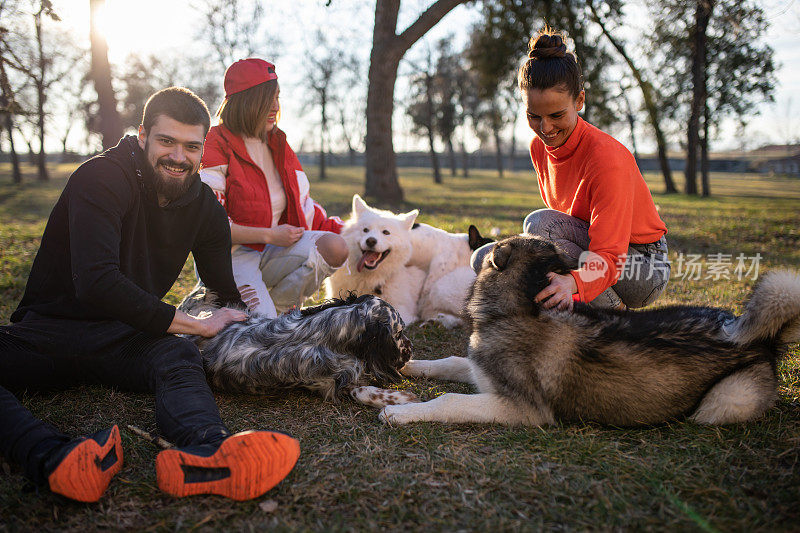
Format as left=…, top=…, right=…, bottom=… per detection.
left=396, top=0, right=467, bottom=57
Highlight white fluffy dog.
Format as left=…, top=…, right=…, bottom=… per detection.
left=325, top=195, right=491, bottom=327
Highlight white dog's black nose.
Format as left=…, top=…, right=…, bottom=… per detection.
left=366, top=237, right=377, bottom=248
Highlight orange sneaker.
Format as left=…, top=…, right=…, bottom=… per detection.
left=155, top=430, right=300, bottom=500
left=46, top=425, right=123, bottom=502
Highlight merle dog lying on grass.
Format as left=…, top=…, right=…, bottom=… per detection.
left=178, top=285, right=416, bottom=404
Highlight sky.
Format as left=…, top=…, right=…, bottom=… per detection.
left=40, top=0, right=800, bottom=154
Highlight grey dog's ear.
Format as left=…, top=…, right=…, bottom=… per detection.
left=490, top=243, right=512, bottom=271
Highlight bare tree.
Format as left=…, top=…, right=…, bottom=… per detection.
left=30, top=0, right=49, bottom=179
left=405, top=45, right=442, bottom=183
left=588, top=0, right=678, bottom=193
left=432, top=38, right=462, bottom=177
left=89, top=0, right=122, bottom=150
left=364, top=0, right=468, bottom=204
left=478, top=95, right=510, bottom=179
left=649, top=0, right=774, bottom=197
left=197, top=0, right=268, bottom=71
left=617, top=81, right=640, bottom=160
left=118, top=54, right=177, bottom=131
left=191, top=0, right=279, bottom=114
left=683, top=0, right=715, bottom=195
left=453, top=53, right=480, bottom=178
left=1, top=0, right=81, bottom=180
left=335, top=55, right=366, bottom=166
left=0, top=62, right=23, bottom=184
left=303, top=33, right=339, bottom=181
left=0, top=0, right=24, bottom=184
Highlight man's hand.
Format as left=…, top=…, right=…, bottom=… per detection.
left=196, top=307, right=248, bottom=337
left=168, top=307, right=248, bottom=338
left=268, top=224, right=304, bottom=247
left=534, top=272, right=578, bottom=312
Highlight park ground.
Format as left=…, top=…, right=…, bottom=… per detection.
left=0, top=163, right=798, bottom=531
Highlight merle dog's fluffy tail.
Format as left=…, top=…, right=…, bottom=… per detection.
left=729, top=270, right=800, bottom=345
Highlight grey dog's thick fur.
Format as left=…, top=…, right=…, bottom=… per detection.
left=179, top=286, right=412, bottom=400
left=382, top=234, right=800, bottom=426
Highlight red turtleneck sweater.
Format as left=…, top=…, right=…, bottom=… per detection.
left=530, top=117, right=667, bottom=303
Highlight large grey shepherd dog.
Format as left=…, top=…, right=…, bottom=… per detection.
left=377, top=234, right=800, bottom=426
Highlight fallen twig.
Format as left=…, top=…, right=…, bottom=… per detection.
left=126, top=425, right=174, bottom=449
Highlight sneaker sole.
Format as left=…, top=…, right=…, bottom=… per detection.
left=156, top=431, right=300, bottom=500
left=47, top=425, right=123, bottom=503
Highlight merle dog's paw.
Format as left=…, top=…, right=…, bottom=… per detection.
left=351, top=386, right=419, bottom=408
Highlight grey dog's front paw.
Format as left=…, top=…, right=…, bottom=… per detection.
left=379, top=404, right=413, bottom=425
left=399, top=360, right=427, bottom=377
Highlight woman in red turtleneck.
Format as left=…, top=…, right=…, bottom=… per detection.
left=472, top=28, right=670, bottom=311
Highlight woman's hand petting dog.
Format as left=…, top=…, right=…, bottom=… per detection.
left=535, top=272, right=578, bottom=311
left=238, top=284, right=260, bottom=311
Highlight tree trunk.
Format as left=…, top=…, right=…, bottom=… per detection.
left=621, top=88, right=640, bottom=159
left=424, top=73, right=441, bottom=183
left=685, top=0, right=714, bottom=195
left=34, top=9, right=48, bottom=181
left=0, top=63, right=23, bottom=184
left=492, top=125, right=504, bottom=178
left=701, top=101, right=710, bottom=197
left=365, top=2, right=403, bottom=202
left=339, top=107, right=356, bottom=166
left=4, top=114, right=22, bottom=184
left=460, top=136, right=469, bottom=178
left=319, top=87, right=327, bottom=180
left=26, top=138, right=36, bottom=164
left=60, top=122, right=73, bottom=163
left=446, top=137, right=456, bottom=176
left=427, top=126, right=441, bottom=183
left=364, top=0, right=466, bottom=203
left=589, top=1, right=678, bottom=194
left=90, top=0, right=123, bottom=149
left=508, top=111, right=517, bottom=172
left=36, top=94, right=47, bottom=180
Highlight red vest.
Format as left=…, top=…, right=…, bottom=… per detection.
left=201, top=124, right=342, bottom=251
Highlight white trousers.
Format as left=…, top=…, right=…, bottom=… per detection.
left=231, top=231, right=338, bottom=318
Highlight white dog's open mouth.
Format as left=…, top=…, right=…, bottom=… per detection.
left=357, top=249, right=391, bottom=272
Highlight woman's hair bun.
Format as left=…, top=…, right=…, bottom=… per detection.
left=518, top=27, right=583, bottom=96
left=527, top=32, right=567, bottom=60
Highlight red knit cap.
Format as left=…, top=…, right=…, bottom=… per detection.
left=223, top=59, right=278, bottom=97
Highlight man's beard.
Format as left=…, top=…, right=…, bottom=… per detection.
left=144, top=149, right=196, bottom=202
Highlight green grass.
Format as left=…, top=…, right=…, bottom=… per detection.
left=0, top=163, right=798, bottom=531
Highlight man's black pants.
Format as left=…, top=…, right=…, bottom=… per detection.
left=0, top=313, right=229, bottom=483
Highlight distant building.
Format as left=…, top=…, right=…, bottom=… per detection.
left=756, top=154, right=800, bottom=176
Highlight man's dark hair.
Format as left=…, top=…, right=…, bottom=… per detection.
left=141, top=87, right=211, bottom=135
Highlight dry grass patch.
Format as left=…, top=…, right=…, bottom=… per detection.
left=0, top=163, right=798, bottom=531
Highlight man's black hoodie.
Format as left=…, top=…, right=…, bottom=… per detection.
left=11, top=135, right=243, bottom=334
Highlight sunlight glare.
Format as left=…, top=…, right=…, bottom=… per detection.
left=96, top=0, right=195, bottom=62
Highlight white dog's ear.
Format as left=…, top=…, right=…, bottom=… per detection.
left=398, top=209, right=419, bottom=230
left=352, top=194, right=369, bottom=217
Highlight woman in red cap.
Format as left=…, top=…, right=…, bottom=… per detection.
left=201, top=58, right=348, bottom=317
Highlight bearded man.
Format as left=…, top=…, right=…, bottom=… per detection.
left=0, top=87, right=299, bottom=503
